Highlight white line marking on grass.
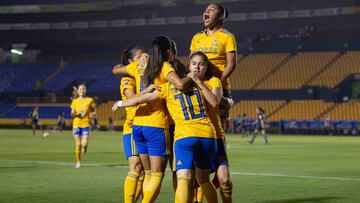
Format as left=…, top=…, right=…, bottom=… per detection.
left=231, top=171, right=360, bottom=181
left=2, top=159, right=360, bottom=182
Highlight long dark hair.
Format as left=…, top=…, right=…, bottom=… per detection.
left=144, top=35, right=172, bottom=86
left=170, top=39, right=188, bottom=78
left=121, top=46, right=142, bottom=66
left=189, top=51, right=212, bottom=80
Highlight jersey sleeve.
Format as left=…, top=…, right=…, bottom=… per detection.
left=90, top=99, right=96, bottom=109
left=121, top=77, right=135, bottom=95
left=161, top=62, right=175, bottom=80
left=70, top=100, right=76, bottom=110
left=225, top=34, right=237, bottom=53
left=206, top=77, right=222, bottom=90
left=126, top=61, right=139, bottom=77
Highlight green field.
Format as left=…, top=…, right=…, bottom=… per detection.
left=0, top=129, right=359, bottom=203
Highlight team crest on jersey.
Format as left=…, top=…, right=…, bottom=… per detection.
left=212, top=39, right=218, bottom=46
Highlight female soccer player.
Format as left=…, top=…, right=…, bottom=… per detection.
left=113, top=52, right=220, bottom=203
left=29, top=106, right=48, bottom=137
left=70, top=84, right=96, bottom=168
left=112, top=35, right=193, bottom=203
left=190, top=2, right=237, bottom=130
left=249, top=107, right=268, bottom=144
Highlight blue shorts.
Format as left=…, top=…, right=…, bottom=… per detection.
left=132, top=125, right=170, bottom=157
left=123, top=134, right=138, bottom=160
left=73, top=127, right=90, bottom=137
left=174, top=137, right=217, bottom=171
left=215, top=138, right=229, bottom=167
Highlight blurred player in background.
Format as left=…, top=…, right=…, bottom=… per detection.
left=70, top=84, right=96, bottom=168
left=56, top=112, right=66, bottom=133
left=29, top=106, right=48, bottom=137
left=249, top=107, right=268, bottom=144
left=190, top=2, right=237, bottom=131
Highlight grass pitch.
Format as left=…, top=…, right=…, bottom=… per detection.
left=0, top=129, right=359, bottom=203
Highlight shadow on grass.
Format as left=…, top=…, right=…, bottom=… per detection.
left=261, top=196, right=340, bottom=203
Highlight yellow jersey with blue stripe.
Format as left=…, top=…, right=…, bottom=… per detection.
left=190, top=28, right=237, bottom=90
left=126, top=61, right=175, bottom=128
left=204, top=77, right=224, bottom=138
left=156, top=82, right=216, bottom=140
left=70, top=97, right=95, bottom=128
left=120, top=76, right=137, bottom=135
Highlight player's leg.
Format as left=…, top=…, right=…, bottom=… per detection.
left=174, top=137, right=197, bottom=203
left=262, top=129, right=268, bottom=144
left=216, top=138, right=232, bottom=203
left=249, top=129, right=258, bottom=144
left=123, top=133, right=143, bottom=203
left=196, top=138, right=218, bottom=203
left=80, top=127, right=90, bottom=153
left=141, top=127, right=168, bottom=203
left=73, top=128, right=82, bottom=168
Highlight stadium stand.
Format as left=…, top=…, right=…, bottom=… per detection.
left=230, top=100, right=286, bottom=119
left=0, top=63, right=57, bottom=92
left=255, top=52, right=339, bottom=89
left=309, top=51, right=360, bottom=88
left=327, top=101, right=360, bottom=120
left=268, top=100, right=335, bottom=121
left=229, top=53, right=289, bottom=89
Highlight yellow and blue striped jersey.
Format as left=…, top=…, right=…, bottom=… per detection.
left=204, top=77, right=224, bottom=138
left=156, top=82, right=216, bottom=140
left=70, top=97, right=95, bottom=128
left=120, top=76, right=137, bottom=135
left=126, top=61, right=175, bottom=128
left=190, top=28, right=237, bottom=90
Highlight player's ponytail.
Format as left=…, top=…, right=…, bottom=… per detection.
left=145, top=35, right=171, bottom=86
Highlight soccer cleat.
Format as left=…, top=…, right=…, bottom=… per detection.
left=75, top=163, right=81, bottom=168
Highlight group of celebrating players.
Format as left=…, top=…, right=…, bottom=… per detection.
left=70, top=3, right=237, bottom=203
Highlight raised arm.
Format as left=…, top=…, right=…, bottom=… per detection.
left=112, top=64, right=128, bottom=75
left=112, top=92, right=160, bottom=111
left=166, top=72, right=193, bottom=91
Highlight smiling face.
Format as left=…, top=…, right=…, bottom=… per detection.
left=189, top=54, right=208, bottom=80
left=203, top=3, right=223, bottom=28
left=77, top=84, right=86, bottom=97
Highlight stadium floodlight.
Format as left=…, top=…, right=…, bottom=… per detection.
left=11, top=49, right=23, bottom=55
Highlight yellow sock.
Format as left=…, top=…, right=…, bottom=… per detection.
left=142, top=172, right=163, bottom=203
left=75, top=145, right=81, bottom=163
left=195, top=186, right=203, bottom=202
left=220, top=182, right=233, bottom=203
left=134, top=174, right=144, bottom=202
left=124, top=172, right=140, bottom=203
left=175, top=176, right=191, bottom=203
left=200, top=181, right=218, bottom=203
left=143, top=170, right=151, bottom=191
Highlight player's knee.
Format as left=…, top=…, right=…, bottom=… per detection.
left=196, top=174, right=210, bottom=184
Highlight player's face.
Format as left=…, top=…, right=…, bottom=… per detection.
left=203, top=4, right=221, bottom=28
left=189, top=55, right=207, bottom=79
left=131, top=49, right=144, bottom=62
left=78, top=85, right=86, bottom=97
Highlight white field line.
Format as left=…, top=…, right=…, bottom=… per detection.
left=1, top=159, right=360, bottom=182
